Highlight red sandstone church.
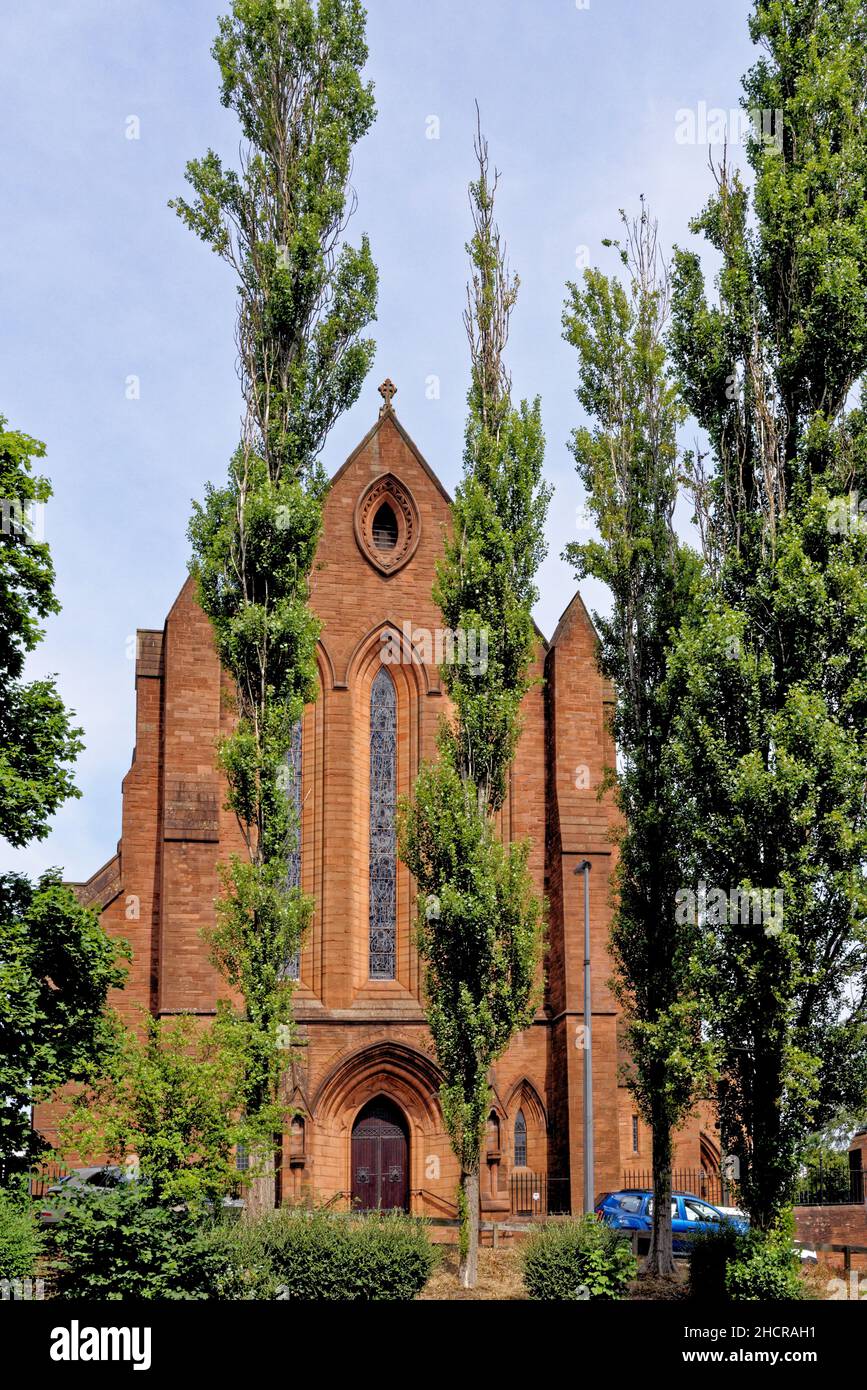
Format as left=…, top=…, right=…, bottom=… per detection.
left=37, top=384, right=719, bottom=1218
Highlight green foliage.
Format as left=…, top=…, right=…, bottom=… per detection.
left=209, top=855, right=311, bottom=1114
left=691, top=1218, right=801, bottom=1302
left=668, top=0, right=867, bottom=1227
left=688, top=1222, right=748, bottom=1301
left=47, top=1184, right=229, bottom=1301
left=197, top=1209, right=437, bottom=1301
left=189, top=460, right=324, bottom=736
left=434, top=391, right=548, bottom=810
left=0, top=872, right=128, bottom=1178
left=191, top=1216, right=281, bottom=1299
left=0, top=417, right=83, bottom=846
left=61, top=1010, right=269, bottom=1207
left=399, top=760, right=543, bottom=1173
left=456, top=1181, right=469, bottom=1263
left=0, top=1186, right=44, bottom=1280
left=174, top=0, right=378, bottom=1131
left=171, top=0, right=377, bottom=479
left=48, top=1201, right=428, bottom=1303
left=726, top=1237, right=802, bottom=1303
left=521, top=1217, right=636, bottom=1301
left=0, top=414, right=124, bottom=1185
left=398, top=126, right=547, bottom=1288
left=434, top=129, right=550, bottom=812
left=562, top=208, right=710, bottom=1273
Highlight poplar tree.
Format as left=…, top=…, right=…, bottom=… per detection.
left=562, top=208, right=710, bottom=1276
left=668, top=0, right=867, bottom=1227
left=399, top=122, right=549, bottom=1288
left=172, top=0, right=377, bottom=1181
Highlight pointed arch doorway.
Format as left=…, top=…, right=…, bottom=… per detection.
left=351, top=1097, right=409, bottom=1212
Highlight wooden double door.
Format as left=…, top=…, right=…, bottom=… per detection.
left=351, top=1098, right=409, bottom=1212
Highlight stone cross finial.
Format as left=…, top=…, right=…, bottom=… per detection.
left=378, top=378, right=397, bottom=415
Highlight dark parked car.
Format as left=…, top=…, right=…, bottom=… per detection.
left=38, top=1167, right=245, bottom=1226
left=594, top=1189, right=748, bottom=1252
left=38, top=1165, right=134, bottom=1225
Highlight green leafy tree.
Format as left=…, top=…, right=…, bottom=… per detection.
left=562, top=206, right=710, bottom=1276
left=399, top=121, right=548, bottom=1288
left=172, top=0, right=378, bottom=1191
left=668, top=0, right=867, bottom=1227
left=0, top=872, right=127, bottom=1179
left=0, top=417, right=127, bottom=1183
left=0, top=419, right=82, bottom=845
left=61, top=1010, right=267, bottom=1207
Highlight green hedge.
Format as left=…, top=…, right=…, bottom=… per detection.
left=200, top=1209, right=437, bottom=1301
left=46, top=1184, right=436, bottom=1301
left=521, top=1216, right=636, bottom=1300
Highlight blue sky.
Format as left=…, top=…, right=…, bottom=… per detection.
left=1, top=0, right=757, bottom=880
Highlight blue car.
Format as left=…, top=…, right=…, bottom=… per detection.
left=594, top=1189, right=748, bottom=1252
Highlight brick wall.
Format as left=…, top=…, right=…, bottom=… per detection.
left=794, top=1205, right=867, bottom=1272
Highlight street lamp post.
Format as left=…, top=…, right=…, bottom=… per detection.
left=575, top=859, right=594, bottom=1213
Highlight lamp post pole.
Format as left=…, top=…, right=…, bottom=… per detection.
left=575, top=859, right=594, bottom=1213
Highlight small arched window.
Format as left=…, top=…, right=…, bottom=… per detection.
left=487, top=1112, right=501, bottom=1154
left=369, top=667, right=397, bottom=979
left=514, top=1109, right=527, bottom=1167
left=372, top=502, right=398, bottom=551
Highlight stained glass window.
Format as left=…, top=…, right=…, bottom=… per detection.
left=369, top=667, right=397, bottom=979
left=514, top=1109, right=527, bottom=1167
left=284, top=717, right=303, bottom=981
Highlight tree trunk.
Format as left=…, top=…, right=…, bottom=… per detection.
left=458, top=1169, right=480, bottom=1289
left=244, top=1145, right=276, bottom=1218
left=644, top=1120, right=676, bottom=1277
left=743, top=1033, right=785, bottom=1232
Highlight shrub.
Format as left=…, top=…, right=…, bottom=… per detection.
left=192, top=1218, right=278, bottom=1300
left=521, top=1216, right=636, bottom=1300
left=48, top=1188, right=436, bottom=1302
left=725, top=1231, right=802, bottom=1302
left=47, top=1182, right=227, bottom=1300
left=0, top=1187, right=43, bottom=1281
left=197, top=1209, right=438, bottom=1301
left=689, top=1217, right=803, bottom=1302
left=262, top=1209, right=436, bottom=1301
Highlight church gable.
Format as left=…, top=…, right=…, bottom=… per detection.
left=311, top=388, right=453, bottom=691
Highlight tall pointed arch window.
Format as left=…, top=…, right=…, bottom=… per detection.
left=284, top=717, right=303, bottom=981
left=514, top=1109, right=528, bottom=1167
left=369, top=666, right=397, bottom=979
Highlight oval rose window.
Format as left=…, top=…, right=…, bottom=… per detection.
left=354, top=474, right=420, bottom=575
